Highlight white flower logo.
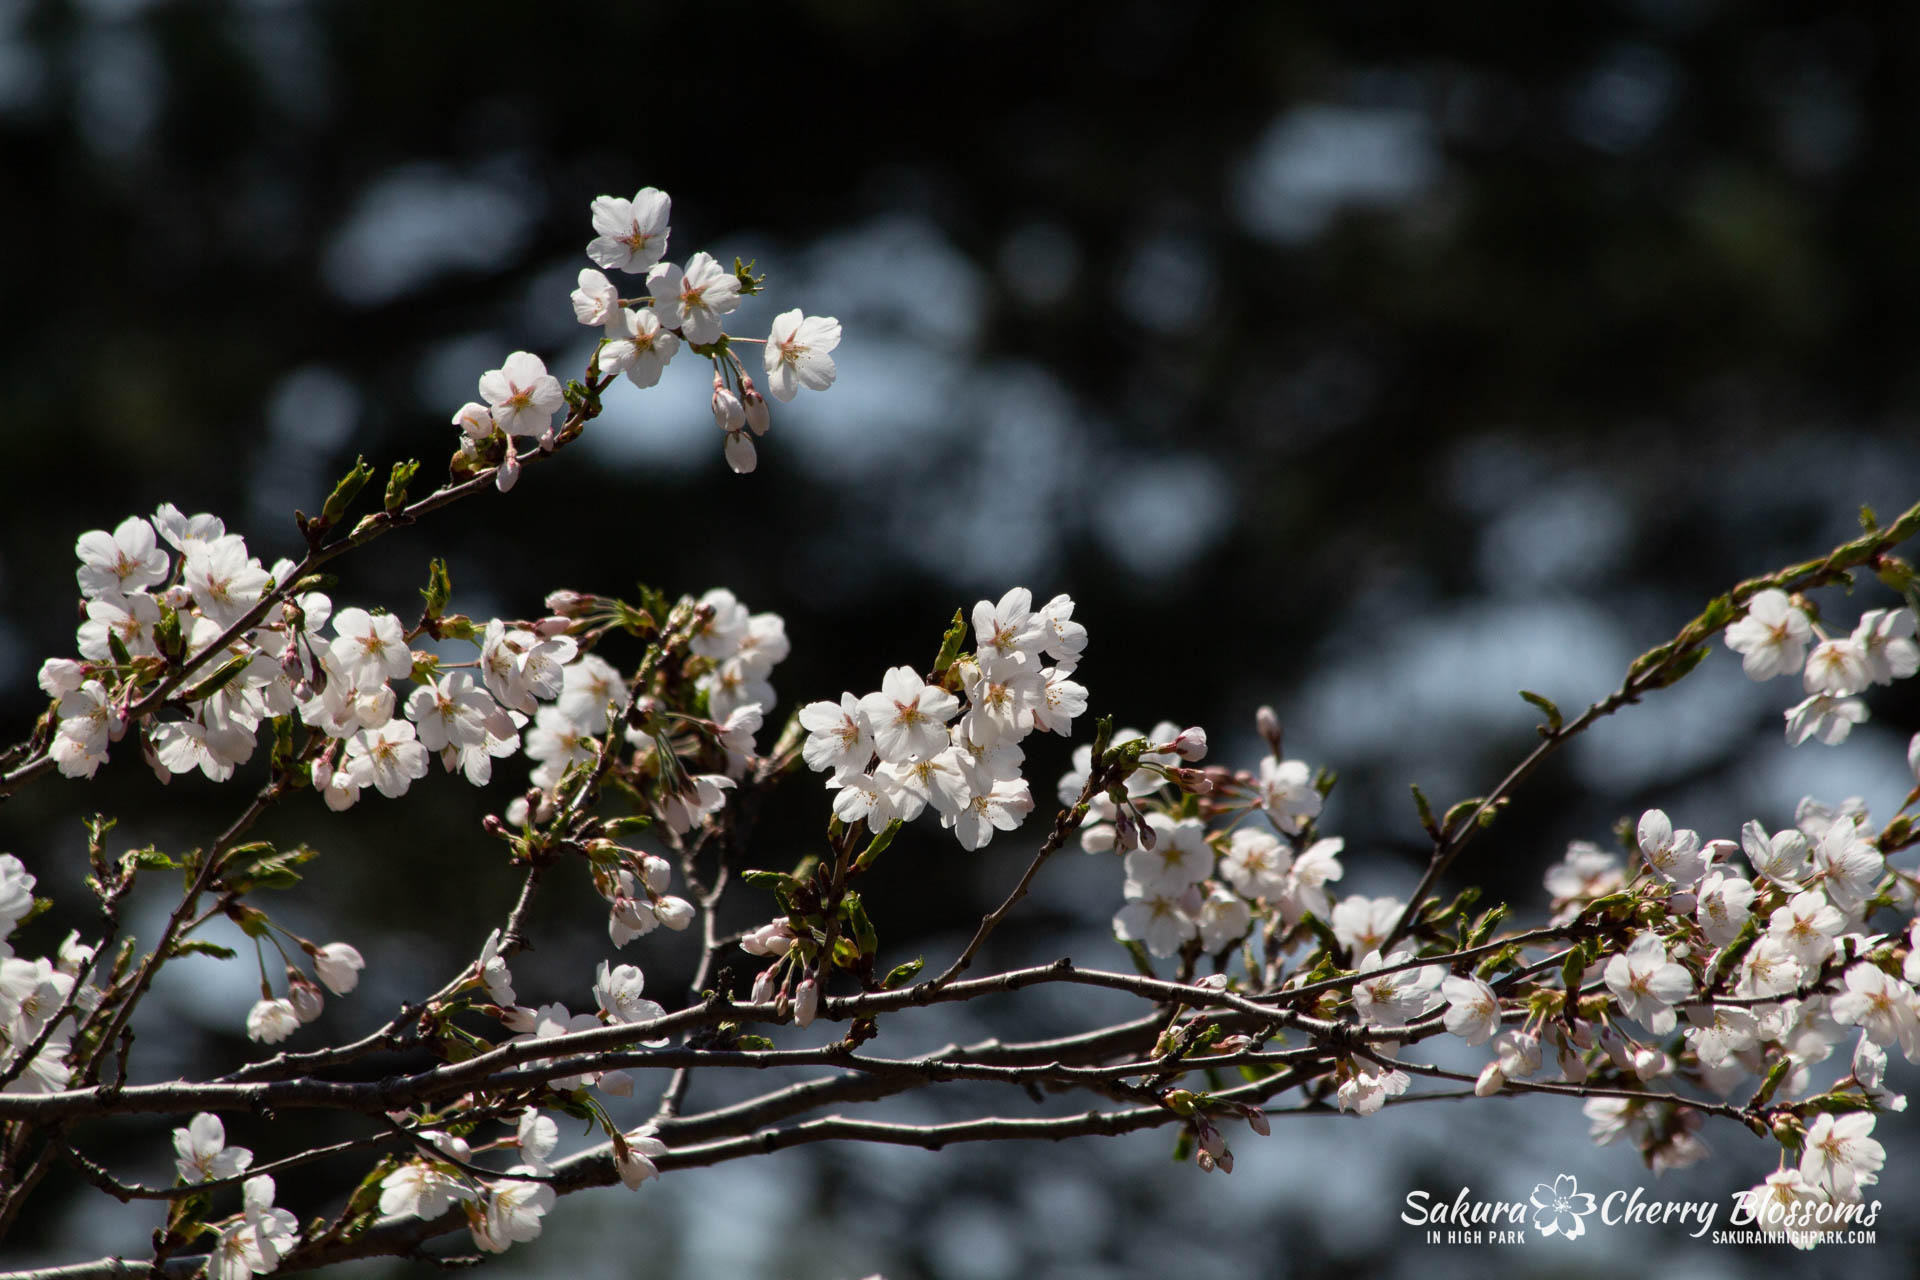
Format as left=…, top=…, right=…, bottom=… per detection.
left=1529, top=1174, right=1598, bottom=1239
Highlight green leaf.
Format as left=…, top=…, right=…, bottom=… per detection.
left=1473, top=943, right=1523, bottom=980
left=385, top=459, right=421, bottom=514
left=1465, top=904, right=1508, bottom=948
left=168, top=940, right=237, bottom=961
left=1089, top=715, right=1114, bottom=765
left=1440, top=797, right=1485, bottom=834
left=839, top=892, right=878, bottom=958
left=1409, top=783, right=1440, bottom=839
left=1519, top=689, right=1563, bottom=734
left=154, top=605, right=184, bottom=659
left=319, top=456, right=375, bottom=529
left=123, top=847, right=177, bottom=872
left=1643, top=643, right=1710, bottom=689
left=420, top=557, right=452, bottom=620
left=1750, top=1056, right=1792, bottom=1108
left=182, top=654, right=254, bottom=703
left=853, top=819, right=904, bottom=872
left=224, top=843, right=321, bottom=893
left=881, top=957, right=924, bottom=989
left=741, top=868, right=796, bottom=911
left=930, top=609, right=967, bottom=681
left=734, top=1034, right=776, bottom=1051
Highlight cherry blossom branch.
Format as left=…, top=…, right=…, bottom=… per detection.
left=0, top=374, right=612, bottom=802
left=1384, top=493, right=1920, bottom=951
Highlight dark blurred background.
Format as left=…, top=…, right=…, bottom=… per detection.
left=5, top=0, right=1920, bottom=1276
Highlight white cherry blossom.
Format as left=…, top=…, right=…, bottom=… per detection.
left=646, top=252, right=740, bottom=345
left=75, top=516, right=169, bottom=599
left=173, top=1113, right=253, bottom=1184
left=763, top=309, right=842, bottom=401
left=1725, top=589, right=1811, bottom=679
left=586, top=187, right=671, bottom=273
left=1853, top=607, right=1920, bottom=685
left=479, top=351, right=564, bottom=437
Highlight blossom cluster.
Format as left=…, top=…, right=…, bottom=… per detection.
left=796, top=588, right=1088, bottom=852
left=1724, top=590, right=1918, bottom=744
left=0, top=854, right=94, bottom=1095
left=1065, top=731, right=1330, bottom=960
left=565, top=186, right=842, bottom=474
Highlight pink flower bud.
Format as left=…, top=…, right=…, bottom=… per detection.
left=287, top=973, right=324, bottom=1024
left=751, top=967, right=777, bottom=1003
left=640, top=854, right=673, bottom=895
left=598, top=1070, right=635, bottom=1097
left=533, top=615, right=573, bottom=637
left=1169, top=767, right=1213, bottom=794
left=1167, top=726, right=1208, bottom=761
left=1256, top=705, right=1282, bottom=756
left=1474, top=1062, right=1506, bottom=1096
left=1195, top=1148, right=1216, bottom=1173
left=653, top=895, right=694, bottom=931
left=723, top=428, right=757, bottom=474
left=494, top=434, right=522, bottom=492
left=1243, top=1106, right=1270, bottom=1137
left=794, top=978, right=820, bottom=1028
left=740, top=376, right=771, bottom=435
left=711, top=375, right=746, bottom=432
left=544, top=590, right=594, bottom=617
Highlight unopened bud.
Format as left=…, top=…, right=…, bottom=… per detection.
left=1242, top=1105, right=1270, bottom=1137
left=793, top=978, right=820, bottom=1028
left=1216, top=1149, right=1234, bottom=1174
left=711, top=375, right=746, bottom=432
left=1169, top=767, right=1213, bottom=794
left=545, top=590, right=594, bottom=617
left=1195, top=1148, right=1216, bottom=1173
left=597, top=1070, right=634, bottom=1097
left=532, top=615, right=573, bottom=637
left=751, top=967, right=777, bottom=1003
left=653, top=895, right=695, bottom=930
left=741, top=376, right=771, bottom=435
left=1168, top=726, right=1208, bottom=761
left=640, top=854, right=673, bottom=895
left=287, top=972, right=324, bottom=1024
left=1474, top=1062, right=1506, bottom=1096
left=1255, top=705, right=1282, bottom=757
